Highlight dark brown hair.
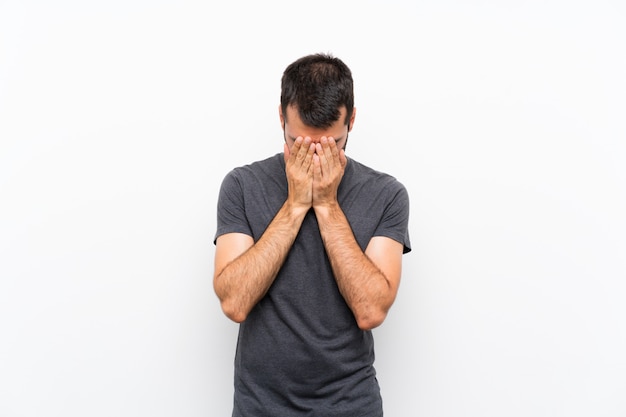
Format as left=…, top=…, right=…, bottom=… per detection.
left=280, top=53, right=354, bottom=128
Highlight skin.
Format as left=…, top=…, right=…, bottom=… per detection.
left=213, top=105, right=404, bottom=330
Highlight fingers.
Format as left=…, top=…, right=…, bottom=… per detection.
left=304, top=139, right=316, bottom=170
left=314, top=136, right=339, bottom=174
left=312, top=152, right=321, bottom=176
left=288, top=136, right=315, bottom=167
left=288, top=136, right=303, bottom=161
left=339, top=148, right=347, bottom=167
left=290, top=136, right=344, bottom=178
left=286, top=137, right=315, bottom=209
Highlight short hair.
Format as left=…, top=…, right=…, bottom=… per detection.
left=280, top=53, right=354, bottom=129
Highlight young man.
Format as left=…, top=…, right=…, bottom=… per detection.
left=213, top=53, right=411, bottom=417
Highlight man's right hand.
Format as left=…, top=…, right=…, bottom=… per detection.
left=284, top=136, right=315, bottom=210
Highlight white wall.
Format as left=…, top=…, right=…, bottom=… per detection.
left=1, top=1, right=625, bottom=416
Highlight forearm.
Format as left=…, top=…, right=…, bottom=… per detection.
left=314, top=203, right=392, bottom=330
left=215, top=201, right=308, bottom=322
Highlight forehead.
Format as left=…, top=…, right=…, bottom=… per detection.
left=284, top=106, right=347, bottom=137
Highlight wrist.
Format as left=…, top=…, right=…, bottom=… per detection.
left=284, top=199, right=311, bottom=219
left=312, top=200, right=341, bottom=219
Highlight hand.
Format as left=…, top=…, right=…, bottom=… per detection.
left=284, top=136, right=316, bottom=209
left=312, top=136, right=347, bottom=208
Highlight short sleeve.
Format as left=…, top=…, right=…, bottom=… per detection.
left=214, top=170, right=253, bottom=244
left=375, top=182, right=411, bottom=254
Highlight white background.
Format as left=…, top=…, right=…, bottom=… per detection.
left=1, top=1, right=625, bottom=416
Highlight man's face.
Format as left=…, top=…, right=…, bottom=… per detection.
left=279, top=105, right=354, bottom=151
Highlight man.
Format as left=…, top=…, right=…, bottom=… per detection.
left=213, top=53, right=411, bottom=417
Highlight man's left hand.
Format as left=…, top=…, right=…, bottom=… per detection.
left=312, top=136, right=347, bottom=208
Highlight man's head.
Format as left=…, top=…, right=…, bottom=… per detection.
left=279, top=53, right=356, bottom=150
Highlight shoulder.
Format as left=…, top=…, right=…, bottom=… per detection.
left=345, top=157, right=408, bottom=196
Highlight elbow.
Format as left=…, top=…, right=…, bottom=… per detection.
left=220, top=299, right=248, bottom=324
left=214, top=278, right=248, bottom=323
left=355, top=309, right=388, bottom=331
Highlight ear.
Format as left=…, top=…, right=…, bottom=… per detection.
left=278, top=104, right=285, bottom=128
left=348, top=107, right=356, bottom=132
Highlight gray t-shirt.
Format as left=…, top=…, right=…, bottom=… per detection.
left=215, top=153, right=411, bottom=417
